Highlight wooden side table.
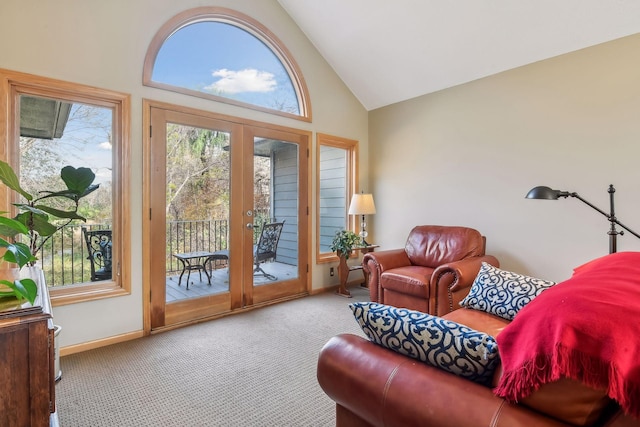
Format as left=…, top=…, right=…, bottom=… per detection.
left=336, top=245, right=378, bottom=297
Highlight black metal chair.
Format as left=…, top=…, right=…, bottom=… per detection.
left=253, top=220, right=285, bottom=280
left=82, top=227, right=112, bottom=281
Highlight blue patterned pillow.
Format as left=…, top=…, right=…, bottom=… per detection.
left=349, top=302, right=500, bottom=386
left=459, top=262, right=556, bottom=320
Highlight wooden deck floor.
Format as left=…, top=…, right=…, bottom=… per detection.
left=165, top=261, right=297, bottom=303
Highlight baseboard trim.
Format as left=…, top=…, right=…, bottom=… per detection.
left=311, top=280, right=367, bottom=295
left=60, top=287, right=362, bottom=355
left=60, top=330, right=144, bottom=356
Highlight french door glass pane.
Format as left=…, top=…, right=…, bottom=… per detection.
left=252, top=137, right=299, bottom=286
left=165, top=123, right=230, bottom=303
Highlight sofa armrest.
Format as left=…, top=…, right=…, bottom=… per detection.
left=429, top=255, right=500, bottom=316
left=362, top=249, right=410, bottom=303
left=317, top=333, right=571, bottom=427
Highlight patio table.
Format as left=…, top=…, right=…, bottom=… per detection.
left=173, top=250, right=229, bottom=289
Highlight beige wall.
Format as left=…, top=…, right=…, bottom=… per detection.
left=369, top=33, right=640, bottom=282
left=0, top=0, right=368, bottom=349
left=4, top=0, right=638, bottom=350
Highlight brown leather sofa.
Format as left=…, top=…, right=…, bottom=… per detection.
left=317, top=290, right=640, bottom=427
left=362, top=225, right=499, bottom=315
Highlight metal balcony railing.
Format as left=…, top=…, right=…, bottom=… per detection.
left=35, top=223, right=111, bottom=287
left=166, top=219, right=229, bottom=273
left=38, top=220, right=229, bottom=287
left=39, top=212, right=273, bottom=287
left=165, top=212, right=270, bottom=272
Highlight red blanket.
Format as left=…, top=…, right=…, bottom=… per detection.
left=494, top=252, right=640, bottom=418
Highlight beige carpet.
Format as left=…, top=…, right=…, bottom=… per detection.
left=56, top=286, right=369, bottom=427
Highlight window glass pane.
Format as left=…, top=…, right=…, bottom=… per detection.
left=19, top=94, right=113, bottom=287
left=152, top=21, right=300, bottom=115
left=318, top=145, right=348, bottom=253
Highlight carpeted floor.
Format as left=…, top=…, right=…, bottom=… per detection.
left=56, top=286, right=369, bottom=426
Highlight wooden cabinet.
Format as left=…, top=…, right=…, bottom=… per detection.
left=0, top=273, right=56, bottom=427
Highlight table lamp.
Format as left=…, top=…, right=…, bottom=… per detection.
left=348, top=193, right=376, bottom=246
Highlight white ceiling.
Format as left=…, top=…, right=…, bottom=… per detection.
left=277, top=0, right=640, bottom=111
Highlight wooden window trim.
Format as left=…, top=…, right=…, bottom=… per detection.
left=0, top=68, right=132, bottom=306
left=316, top=133, right=358, bottom=263
left=143, top=7, right=312, bottom=122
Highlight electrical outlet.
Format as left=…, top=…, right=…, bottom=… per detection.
left=330, top=267, right=335, bottom=276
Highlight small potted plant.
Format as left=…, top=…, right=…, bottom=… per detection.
left=330, top=229, right=361, bottom=259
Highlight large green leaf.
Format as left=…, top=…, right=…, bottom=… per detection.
left=2, top=242, right=36, bottom=268
left=15, top=211, right=57, bottom=237
left=0, top=278, right=37, bottom=305
left=34, top=204, right=86, bottom=221
left=13, top=204, right=45, bottom=215
left=16, top=278, right=37, bottom=304
left=61, top=166, right=96, bottom=194
left=0, top=160, right=32, bottom=201
left=80, top=184, right=100, bottom=198
left=0, top=237, right=11, bottom=249
left=0, top=215, right=29, bottom=237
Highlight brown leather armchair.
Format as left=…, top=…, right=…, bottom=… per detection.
left=362, top=225, right=499, bottom=316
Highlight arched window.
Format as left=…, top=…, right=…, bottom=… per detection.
left=143, top=7, right=311, bottom=121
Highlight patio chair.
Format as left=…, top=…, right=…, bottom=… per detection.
left=254, top=220, right=285, bottom=280
left=82, top=227, right=113, bottom=281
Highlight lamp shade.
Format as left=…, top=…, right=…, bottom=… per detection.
left=348, top=193, right=376, bottom=215
left=525, top=186, right=561, bottom=200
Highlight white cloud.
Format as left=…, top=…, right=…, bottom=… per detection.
left=99, top=141, right=112, bottom=150
left=205, top=68, right=277, bottom=94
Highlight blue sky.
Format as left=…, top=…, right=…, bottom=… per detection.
left=62, top=104, right=112, bottom=184
left=152, top=21, right=299, bottom=114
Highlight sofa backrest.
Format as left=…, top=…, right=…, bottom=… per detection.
left=405, top=225, right=485, bottom=267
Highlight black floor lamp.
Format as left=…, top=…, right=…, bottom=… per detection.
left=525, top=184, right=640, bottom=254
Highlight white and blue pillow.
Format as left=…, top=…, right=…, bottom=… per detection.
left=460, top=262, right=556, bottom=321
left=349, top=302, right=500, bottom=386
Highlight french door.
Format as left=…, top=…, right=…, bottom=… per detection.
left=145, top=102, right=309, bottom=330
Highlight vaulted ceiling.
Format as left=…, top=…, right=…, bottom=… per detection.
left=277, top=0, right=640, bottom=111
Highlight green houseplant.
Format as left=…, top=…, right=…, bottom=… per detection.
left=0, top=160, right=98, bottom=304
left=0, top=160, right=98, bottom=263
left=330, top=229, right=361, bottom=259
left=0, top=215, right=37, bottom=304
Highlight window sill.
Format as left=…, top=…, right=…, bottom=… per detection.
left=50, top=281, right=130, bottom=306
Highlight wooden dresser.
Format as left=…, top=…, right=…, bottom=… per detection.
left=0, top=273, right=57, bottom=426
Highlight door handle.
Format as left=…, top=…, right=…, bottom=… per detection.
left=246, top=223, right=254, bottom=229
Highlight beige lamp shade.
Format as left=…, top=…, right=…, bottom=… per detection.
left=348, top=193, right=376, bottom=215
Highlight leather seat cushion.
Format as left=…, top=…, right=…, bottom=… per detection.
left=445, top=308, right=612, bottom=427
left=381, top=266, right=434, bottom=298
left=519, top=379, right=612, bottom=427
left=443, top=307, right=510, bottom=338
